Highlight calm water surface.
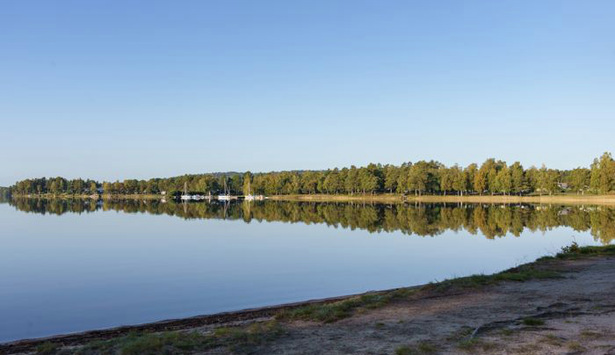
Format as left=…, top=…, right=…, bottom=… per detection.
left=1, top=199, right=613, bottom=342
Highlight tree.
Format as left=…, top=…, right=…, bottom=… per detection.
left=301, top=171, right=320, bottom=194
left=124, top=179, right=138, bottom=194
left=451, top=165, right=467, bottom=195
left=590, top=152, right=615, bottom=194
left=242, top=172, right=253, bottom=196
left=396, top=164, right=410, bottom=194
left=525, top=166, right=539, bottom=193
left=358, top=168, right=378, bottom=194
left=464, top=164, right=477, bottom=194
left=323, top=170, right=342, bottom=194
left=568, top=168, right=590, bottom=194
left=345, top=167, right=359, bottom=195
left=407, top=161, right=430, bottom=196
left=384, top=165, right=400, bottom=193
left=475, top=159, right=494, bottom=194
left=439, top=167, right=453, bottom=195
left=537, top=165, right=559, bottom=195
left=494, top=165, right=512, bottom=195
left=510, top=162, right=525, bottom=195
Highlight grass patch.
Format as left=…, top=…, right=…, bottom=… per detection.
left=395, top=345, right=414, bottom=355
left=499, top=328, right=514, bottom=336
left=566, top=341, right=586, bottom=352
left=416, top=341, right=438, bottom=353
left=580, top=329, right=604, bottom=339
left=542, top=334, right=564, bottom=345
left=446, top=326, right=474, bottom=341
left=457, top=338, right=497, bottom=352
left=277, top=288, right=413, bottom=323
left=425, top=264, right=561, bottom=293
left=395, top=341, right=437, bottom=354
left=556, top=242, right=615, bottom=259
left=36, top=342, right=60, bottom=354
left=422, top=241, right=615, bottom=294
left=522, top=318, right=545, bottom=326
left=75, top=321, right=284, bottom=354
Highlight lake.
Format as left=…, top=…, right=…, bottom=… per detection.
left=1, top=198, right=613, bottom=342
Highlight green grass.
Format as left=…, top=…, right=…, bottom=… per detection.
left=522, top=318, right=545, bottom=326
left=36, top=342, right=60, bottom=354
left=277, top=289, right=413, bottom=323
left=542, top=334, right=564, bottom=345
left=499, top=328, right=514, bottom=336
left=566, top=341, right=586, bottom=352
left=425, top=264, right=562, bottom=294
left=556, top=243, right=615, bottom=259
left=580, top=330, right=604, bottom=339
left=446, top=326, right=474, bottom=342
left=456, top=338, right=497, bottom=352
left=425, top=241, right=615, bottom=294
left=395, top=341, right=437, bottom=355
left=75, top=321, right=284, bottom=354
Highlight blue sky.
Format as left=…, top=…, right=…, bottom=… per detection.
left=1, top=0, right=614, bottom=185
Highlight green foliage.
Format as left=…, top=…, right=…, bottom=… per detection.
left=556, top=242, right=615, bottom=259
left=568, top=168, right=590, bottom=194
left=590, top=152, right=615, bottom=194
left=10, top=152, right=615, bottom=197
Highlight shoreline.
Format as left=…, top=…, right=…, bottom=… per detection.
left=8, top=193, right=615, bottom=206
left=4, top=244, right=615, bottom=354
left=269, top=193, right=615, bottom=206
left=0, top=289, right=397, bottom=353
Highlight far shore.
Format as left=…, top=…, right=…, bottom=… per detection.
left=8, top=193, right=615, bottom=206
left=269, top=193, right=615, bottom=206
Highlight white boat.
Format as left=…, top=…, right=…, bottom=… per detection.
left=218, top=195, right=231, bottom=201
left=180, top=182, right=192, bottom=200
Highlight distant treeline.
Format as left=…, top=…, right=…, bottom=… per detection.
left=8, top=198, right=615, bottom=244
left=0, top=187, right=10, bottom=201
left=9, top=152, right=615, bottom=197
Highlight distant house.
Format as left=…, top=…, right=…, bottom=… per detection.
left=557, top=182, right=569, bottom=190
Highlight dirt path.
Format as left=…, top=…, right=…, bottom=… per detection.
left=4, top=256, right=615, bottom=354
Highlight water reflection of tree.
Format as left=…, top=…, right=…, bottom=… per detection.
left=7, top=198, right=615, bottom=244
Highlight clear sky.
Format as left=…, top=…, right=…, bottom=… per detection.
left=1, top=0, right=614, bottom=185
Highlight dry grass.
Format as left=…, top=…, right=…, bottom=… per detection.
left=269, top=193, right=615, bottom=206
left=268, top=194, right=404, bottom=203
